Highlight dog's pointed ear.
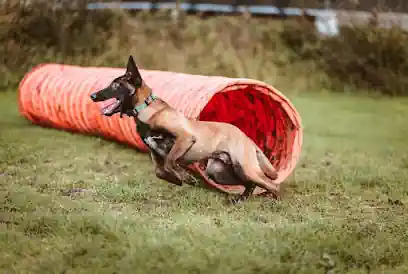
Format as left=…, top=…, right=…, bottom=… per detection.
left=126, top=55, right=143, bottom=87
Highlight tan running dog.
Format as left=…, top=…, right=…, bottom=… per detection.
left=90, top=56, right=280, bottom=203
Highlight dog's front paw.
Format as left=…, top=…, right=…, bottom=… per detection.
left=163, top=166, right=172, bottom=176
left=228, top=195, right=247, bottom=206
left=259, top=190, right=282, bottom=201
left=163, top=160, right=173, bottom=173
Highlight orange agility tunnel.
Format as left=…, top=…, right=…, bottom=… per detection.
left=18, top=63, right=303, bottom=195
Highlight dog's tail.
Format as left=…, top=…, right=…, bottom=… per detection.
left=256, top=149, right=278, bottom=181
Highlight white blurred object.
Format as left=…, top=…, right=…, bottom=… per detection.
left=315, top=10, right=340, bottom=36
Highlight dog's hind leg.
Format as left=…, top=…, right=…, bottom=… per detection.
left=256, top=150, right=278, bottom=181
left=204, top=158, right=255, bottom=203
left=233, top=161, right=280, bottom=200
left=205, top=157, right=240, bottom=186
left=230, top=182, right=256, bottom=204
left=202, top=153, right=253, bottom=199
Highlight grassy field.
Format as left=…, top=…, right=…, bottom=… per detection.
left=1, top=89, right=408, bottom=274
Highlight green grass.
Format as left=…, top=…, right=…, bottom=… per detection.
left=1, top=90, right=408, bottom=274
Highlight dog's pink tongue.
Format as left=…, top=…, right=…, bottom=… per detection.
left=99, top=98, right=116, bottom=109
left=98, top=98, right=117, bottom=113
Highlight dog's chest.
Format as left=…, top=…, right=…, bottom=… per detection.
left=136, top=119, right=151, bottom=142
left=136, top=119, right=175, bottom=156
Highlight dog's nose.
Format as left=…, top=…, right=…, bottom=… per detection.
left=90, top=93, right=97, bottom=101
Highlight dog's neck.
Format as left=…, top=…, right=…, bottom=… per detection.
left=133, top=82, right=152, bottom=106
left=132, top=83, right=167, bottom=124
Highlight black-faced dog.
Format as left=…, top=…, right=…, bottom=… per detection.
left=90, top=56, right=280, bottom=203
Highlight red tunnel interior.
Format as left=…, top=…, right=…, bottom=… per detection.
left=198, top=84, right=295, bottom=172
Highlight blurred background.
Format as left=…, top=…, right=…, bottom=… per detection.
left=2, top=0, right=408, bottom=96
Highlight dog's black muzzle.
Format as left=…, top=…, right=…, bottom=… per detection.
left=90, top=93, right=98, bottom=101
left=90, top=88, right=113, bottom=102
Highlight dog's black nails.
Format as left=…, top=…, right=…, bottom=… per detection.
left=229, top=196, right=244, bottom=205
